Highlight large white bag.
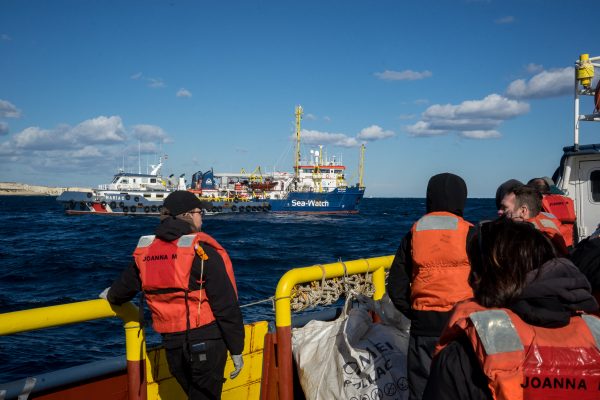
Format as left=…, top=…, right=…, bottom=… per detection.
left=292, top=294, right=410, bottom=400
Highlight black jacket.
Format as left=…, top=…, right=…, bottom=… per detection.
left=423, top=258, right=599, bottom=400
left=107, top=217, right=245, bottom=355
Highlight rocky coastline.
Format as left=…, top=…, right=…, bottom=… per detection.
left=0, top=182, right=91, bottom=196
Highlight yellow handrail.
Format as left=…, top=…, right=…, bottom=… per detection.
left=274, top=255, right=394, bottom=328
left=0, top=299, right=146, bottom=400
left=272, top=255, right=394, bottom=400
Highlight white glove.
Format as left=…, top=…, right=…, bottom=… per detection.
left=230, top=354, right=244, bottom=379
left=99, top=287, right=110, bottom=300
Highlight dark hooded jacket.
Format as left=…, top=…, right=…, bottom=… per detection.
left=387, top=173, right=476, bottom=336
left=423, top=258, right=599, bottom=400
left=107, top=217, right=245, bottom=354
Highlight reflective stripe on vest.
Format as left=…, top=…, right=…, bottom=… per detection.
left=538, top=216, right=560, bottom=232
left=415, top=215, right=459, bottom=231
left=470, top=310, right=524, bottom=355
left=582, top=314, right=600, bottom=350
left=137, top=235, right=155, bottom=248
left=177, top=234, right=196, bottom=248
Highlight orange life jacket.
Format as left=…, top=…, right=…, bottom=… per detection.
left=410, top=211, right=474, bottom=312
left=437, top=301, right=600, bottom=400
left=527, top=213, right=569, bottom=256
left=541, top=194, right=576, bottom=247
left=134, top=232, right=237, bottom=333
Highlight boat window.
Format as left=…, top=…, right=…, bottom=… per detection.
left=592, top=170, right=600, bottom=202
left=150, top=178, right=157, bottom=183
left=156, top=194, right=164, bottom=198
left=144, top=194, right=151, bottom=198
left=133, top=179, right=136, bottom=183
left=121, top=179, right=128, bottom=184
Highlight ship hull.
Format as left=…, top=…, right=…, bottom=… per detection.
left=56, top=190, right=270, bottom=216
left=267, top=187, right=364, bottom=213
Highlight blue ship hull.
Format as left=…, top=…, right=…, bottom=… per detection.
left=267, top=186, right=364, bottom=213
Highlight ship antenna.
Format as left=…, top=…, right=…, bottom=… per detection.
left=294, top=105, right=303, bottom=179
left=359, top=144, right=366, bottom=188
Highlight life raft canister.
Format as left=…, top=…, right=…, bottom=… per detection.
left=410, top=211, right=474, bottom=312
left=437, top=300, right=600, bottom=400
left=134, top=232, right=237, bottom=333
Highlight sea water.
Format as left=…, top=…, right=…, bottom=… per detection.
left=0, top=196, right=496, bottom=383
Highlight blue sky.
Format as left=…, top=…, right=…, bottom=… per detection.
left=0, top=0, right=598, bottom=197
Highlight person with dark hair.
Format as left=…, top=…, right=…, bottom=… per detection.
left=495, top=179, right=523, bottom=216
left=387, top=172, right=476, bottom=400
left=423, top=219, right=600, bottom=400
left=500, top=185, right=569, bottom=255
left=528, top=176, right=577, bottom=247
left=100, top=191, right=245, bottom=400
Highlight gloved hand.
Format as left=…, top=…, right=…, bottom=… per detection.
left=229, top=354, right=244, bottom=379
left=99, top=287, right=110, bottom=300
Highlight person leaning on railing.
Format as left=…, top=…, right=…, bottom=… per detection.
left=100, top=190, right=245, bottom=400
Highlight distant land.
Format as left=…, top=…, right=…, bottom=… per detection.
left=0, top=182, right=91, bottom=196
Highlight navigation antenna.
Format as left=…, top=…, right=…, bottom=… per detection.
left=295, top=105, right=303, bottom=179
left=359, top=144, right=366, bottom=188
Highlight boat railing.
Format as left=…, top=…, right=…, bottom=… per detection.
left=0, top=300, right=147, bottom=400
left=266, top=255, right=394, bottom=400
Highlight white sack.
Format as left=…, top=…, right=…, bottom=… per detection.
left=292, top=294, right=410, bottom=400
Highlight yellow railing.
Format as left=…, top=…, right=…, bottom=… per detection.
left=0, top=299, right=146, bottom=400
left=273, top=255, right=394, bottom=400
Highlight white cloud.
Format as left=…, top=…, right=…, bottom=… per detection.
left=460, top=130, right=501, bottom=139
left=131, top=124, right=172, bottom=143
left=0, top=116, right=172, bottom=173
left=0, top=99, right=21, bottom=118
left=406, top=94, right=529, bottom=139
left=374, top=69, right=432, bottom=81
left=526, top=63, right=543, bottom=74
left=176, top=88, right=192, bottom=98
left=506, top=67, right=573, bottom=99
left=147, top=78, right=166, bottom=88
left=357, top=125, right=395, bottom=141
left=69, top=116, right=127, bottom=144
left=304, top=113, right=317, bottom=121
left=0, top=122, right=8, bottom=135
left=301, top=129, right=360, bottom=148
left=495, top=16, right=515, bottom=24
left=130, top=72, right=143, bottom=80
left=1, top=34, right=11, bottom=41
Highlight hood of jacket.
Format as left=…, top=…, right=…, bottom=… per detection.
left=155, top=216, right=195, bottom=242
left=426, top=173, right=467, bottom=216
left=509, top=257, right=599, bottom=328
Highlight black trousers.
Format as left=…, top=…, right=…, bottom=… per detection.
left=407, top=334, right=438, bottom=400
left=165, top=338, right=228, bottom=400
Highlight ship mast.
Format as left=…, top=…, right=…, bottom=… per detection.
left=359, top=144, right=365, bottom=188
left=294, top=105, right=303, bottom=179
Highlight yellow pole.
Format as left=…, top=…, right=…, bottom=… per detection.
left=359, top=144, right=365, bottom=188
left=295, top=105, right=303, bottom=179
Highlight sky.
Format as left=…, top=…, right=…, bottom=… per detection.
left=0, top=0, right=598, bottom=197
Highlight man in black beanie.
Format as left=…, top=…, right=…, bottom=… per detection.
left=101, top=191, right=245, bottom=400
left=387, top=173, right=476, bottom=400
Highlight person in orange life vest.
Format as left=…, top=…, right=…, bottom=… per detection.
left=423, top=218, right=600, bottom=400
left=100, top=191, right=245, bottom=400
left=499, top=185, right=569, bottom=256
left=386, top=173, right=476, bottom=400
left=528, top=177, right=576, bottom=247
